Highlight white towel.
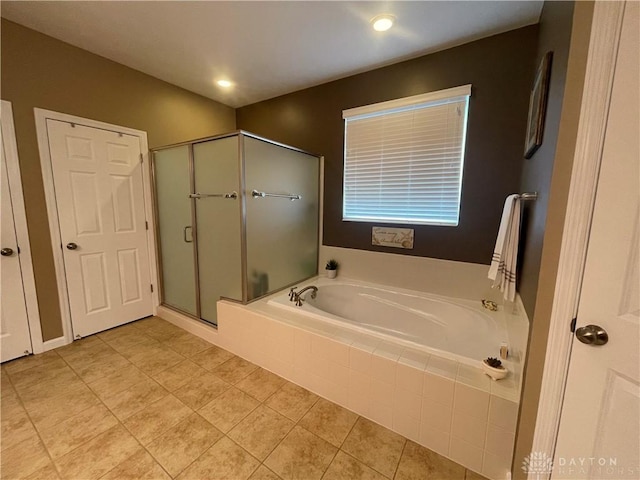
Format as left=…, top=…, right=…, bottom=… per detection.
left=488, top=194, right=521, bottom=302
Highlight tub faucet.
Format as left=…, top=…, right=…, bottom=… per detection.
left=293, top=286, right=318, bottom=307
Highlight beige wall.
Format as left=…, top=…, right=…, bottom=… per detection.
left=513, top=2, right=594, bottom=476
left=1, top=19, right=236, bottom=341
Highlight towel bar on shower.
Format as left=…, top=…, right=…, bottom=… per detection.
left=251, top=189, right=301, bottom=201
left=518, top=192, right=538, bottom=200
left=189, top=191, right=238, bottom=199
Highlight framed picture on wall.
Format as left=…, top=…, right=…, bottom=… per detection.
left=524, top=51, right=553, bottom=159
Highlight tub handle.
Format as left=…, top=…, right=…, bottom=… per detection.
left=288, top=287, right=297, bottom=302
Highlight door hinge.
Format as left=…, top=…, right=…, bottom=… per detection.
left=570, top=317, right=577, bottom=333
left=150, top=284, right=154, bottom=293
left=145, top=221, right=149, bottom=230
left=17, top=246, right=20, bottom=254
left=140, top=153, right=143, bottom=164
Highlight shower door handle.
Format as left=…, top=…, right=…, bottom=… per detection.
left=183, top=226, right=193, bottom=243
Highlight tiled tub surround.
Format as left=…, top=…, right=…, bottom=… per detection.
left=215, top=282, right=526, bottom=480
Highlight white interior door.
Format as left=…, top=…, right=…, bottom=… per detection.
left=1, top=125, right=33, bottom=362
left=47, top=119, right=153, bottom=337
left=553, top=3, right=639, bottom=478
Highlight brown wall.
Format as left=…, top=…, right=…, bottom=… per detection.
left=517, top=2, right=575, bottom=318
left=513, top=2, right=593, bottom=476
left=1, top=19, right=236, bottom=341
left=237, top=26, right=538, bottom=265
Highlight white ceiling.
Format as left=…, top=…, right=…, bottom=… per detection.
left=2, top=1, right=543, bottom=108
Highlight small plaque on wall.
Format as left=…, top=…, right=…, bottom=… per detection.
left=372, top=227, right=414, bottom=249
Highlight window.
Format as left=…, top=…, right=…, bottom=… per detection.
left=342, top=85, right=471, bottom=226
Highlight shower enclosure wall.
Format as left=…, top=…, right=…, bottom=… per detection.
left=152, top=131, right=320, bottom=325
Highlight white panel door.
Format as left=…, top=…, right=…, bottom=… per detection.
left=553, top=3, right=639, bottom=479
left=47, top=119, right=152, bottom=337
left=0, top=127, right=33, bottom=362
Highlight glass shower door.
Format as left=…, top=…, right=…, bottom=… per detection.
left=244, top=136, right=319, bottom=301
left=153, top=146, right=197, bottom=315
left=193, top=136, right=243, bottom=323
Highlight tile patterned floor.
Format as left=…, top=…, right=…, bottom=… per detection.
left=1, top=317, right=487, bottom=480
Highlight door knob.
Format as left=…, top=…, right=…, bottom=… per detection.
left=575, top=324, right=608, bottom=346
left=0, top=247, right=14, bottom=256
left=66, top=243, right=78, bottom=250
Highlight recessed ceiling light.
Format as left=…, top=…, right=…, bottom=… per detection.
left=216, top=79, right=233, bottom=88
left=371, top=14, right=395, bottom=32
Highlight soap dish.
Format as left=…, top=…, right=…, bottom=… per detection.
left=482, top=358, right=508, bottom=381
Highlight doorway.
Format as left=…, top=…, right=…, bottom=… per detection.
left=35, top=110, right=158, bottom=341
left=1, top=100, right=42, bottom=361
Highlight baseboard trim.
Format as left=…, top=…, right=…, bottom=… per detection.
left=156, top=306, right=220, bottom=346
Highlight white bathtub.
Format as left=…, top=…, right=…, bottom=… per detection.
left=267, top=278, right=508, bottom=366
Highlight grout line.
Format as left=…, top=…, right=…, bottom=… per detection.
left=3, top=360, right=63, bottom=478
left=392, top=438, right=408, bottom=479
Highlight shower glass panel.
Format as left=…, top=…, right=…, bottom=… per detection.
left=154, top=146, right=197, bottom=315
left=244, top=136, right=320, bottom=300
left=193, top=138, right=243, bottom=323
left=152, top=131, right=320, bottom=325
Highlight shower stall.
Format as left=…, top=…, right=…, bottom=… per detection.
left=151, top=131, right=320, bottom=325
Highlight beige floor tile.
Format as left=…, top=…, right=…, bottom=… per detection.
left=128, top=344, right=185, bottom=376
left=198, top=387, right=260, bottom=433
left=97, top=322, right=145, bottom=342
left=3, top=351, right=61, bottom=376
left=298, top=398, right=358, bottom=447
left=323, top=451, right=387, bottom=480
left=9, top=358, right=70, bottom=391
left=213, top=355, right=259, bottom=384
left=57, top=340, right=116, bottom=366
left=87, top=363, right=150, bottom=399
left=236, top=368, right=286, bottom=402
left=144, top=323, right=186, bottom=343
left=342, top=417, right=406, bottom=479
left=173, top=372, right=230, bottom=409
left=146, top=413, right=223, bottom=477
left=54, top=425, right=141, bottom=480
left=24, top=383, right=102, bottom=431
left=101, top=449, right=171, bottom=480
left=101, top=377, right=167, bottom=420
left=191, top=346, right=234, bottom=371
left=264, top=425, right=337, bottom=480
left=54, top=335, right=105, bottom=358
left=228, top=405, right=294, bottom=461
left=1, top=370, right=15, bottom=397
left=465, top=470, right=489, bottom=480
left=123, top=394, right=192, bottom=445
left=114, top=338, right=163, bottom=360
left=1, top=400, right=38, bottom=451
left=0, top=433, right=51, bottom=479
left=177, top=436, right=260, bottom=480
left=25, top=462, right=61, bottom=480
left=163, top=332, right=213, bottom=357
left=39, top=404, right=118, bottom=458
left=69, top=352, right=130, bottom=383
left=151, top=359, right=207, bottom=392
left=132, top=316, right=169, bottom=331
left=14, top=368, right=85, bottom=404
left=102, top=331, right=159, bottom=354
left=250, top=465, right=282, bottom=480
left=395, top=441, right=466, bottom=480
left=264, top=382, right=319, bottom=422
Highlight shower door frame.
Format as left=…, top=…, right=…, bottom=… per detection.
left=150, top=130, right=321, bottom=325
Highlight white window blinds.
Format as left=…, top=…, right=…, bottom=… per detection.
left=342, top=85, right=471, bottom=226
